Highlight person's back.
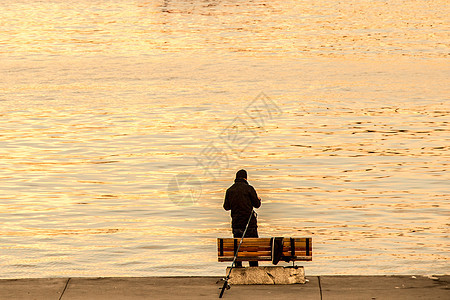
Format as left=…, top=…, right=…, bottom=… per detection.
left=223, top=169, right=261, bottom=267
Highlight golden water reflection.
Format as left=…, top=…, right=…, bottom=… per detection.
left=0, top=0, right=449, bottom=278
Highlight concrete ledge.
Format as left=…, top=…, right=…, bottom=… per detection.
left=0, top=276, right=448, bottom=299
left=0, top=278, right=68, bottom=300
left=226, top=266, right=305, bottom=285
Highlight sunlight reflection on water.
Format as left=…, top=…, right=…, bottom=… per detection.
left=0, top=0, right=449, bottom=278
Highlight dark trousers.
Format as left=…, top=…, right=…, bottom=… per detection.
left=232, top=227, right=259, bottom=267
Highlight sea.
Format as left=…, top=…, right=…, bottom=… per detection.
left=0, top=0, right=448, bottom=278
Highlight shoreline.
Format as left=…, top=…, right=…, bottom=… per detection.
left=1, top=275, right=448, bottom=299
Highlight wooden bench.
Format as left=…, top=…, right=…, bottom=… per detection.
left=217, top=237, right=312, bottom=264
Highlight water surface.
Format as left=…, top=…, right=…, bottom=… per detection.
left=0, top=0, right=448, bottom=278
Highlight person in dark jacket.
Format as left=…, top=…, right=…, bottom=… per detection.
left=223, top=169, right=261, bottom=267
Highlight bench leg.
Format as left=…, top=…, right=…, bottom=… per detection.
left=249, top=261, right=258, bottom=267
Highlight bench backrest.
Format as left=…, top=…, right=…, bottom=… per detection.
left=217, top=237, right=312, bottom=262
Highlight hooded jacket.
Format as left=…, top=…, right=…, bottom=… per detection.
left=223, top=178, right=261, bottom=229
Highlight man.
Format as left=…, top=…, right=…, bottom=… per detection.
left=223, top=169, right=261, bottom=267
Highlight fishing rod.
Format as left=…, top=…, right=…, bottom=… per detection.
left=219, top=209, right=256, bottom=298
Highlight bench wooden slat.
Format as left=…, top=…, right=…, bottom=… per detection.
left=222, top=251, right=272, bottom=256
left=220, top=238, right=310, bottom=246
left=218, top=256, right=312, bottom=262
left=219, top=256, right=272, bottom=262
left=220, top=251, right=311, bottom=256
left=217, top=238, right=312, bottom=245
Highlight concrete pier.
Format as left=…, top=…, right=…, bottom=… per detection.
left=0, top=275, right=448, bottom=299
left=226, top=266, right=306, bottom=284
